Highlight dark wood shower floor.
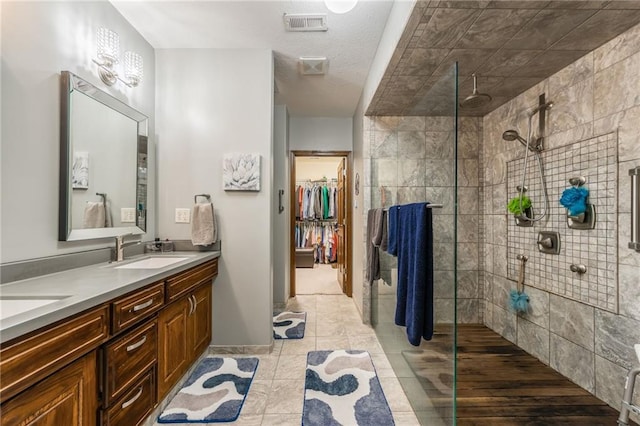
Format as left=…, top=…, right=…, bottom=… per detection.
left=454, top=324, right=634, bottom=425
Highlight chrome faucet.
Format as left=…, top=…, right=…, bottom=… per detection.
left=114, top=234, right=140, bottom=262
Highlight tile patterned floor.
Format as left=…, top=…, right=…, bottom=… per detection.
left=154, top=294, right=419, bottom=425
left=295, top=264, right=343, bottom=295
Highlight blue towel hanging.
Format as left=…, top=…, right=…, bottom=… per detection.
left=390, top=203, right=434, bottom=346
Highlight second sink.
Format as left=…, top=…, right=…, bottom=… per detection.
left=114, top=256, right=191, bottom=270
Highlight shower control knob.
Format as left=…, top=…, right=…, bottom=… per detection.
left=538, top=238, right=553, bottom=249
left=570, top=264, right=587, bottom=274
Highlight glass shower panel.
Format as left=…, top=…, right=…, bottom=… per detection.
left=369, top=63, right=458, bottom=425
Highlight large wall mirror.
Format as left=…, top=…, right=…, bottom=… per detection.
left=59, top=71, right=148, bottom=241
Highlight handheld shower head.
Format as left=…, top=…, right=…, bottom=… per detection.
left=502, top=130, right=523, bottom=142
left=502, top=129, right=538, bottom=152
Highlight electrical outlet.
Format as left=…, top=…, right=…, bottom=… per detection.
left=121, top=208, right=136, bottom=223
left=175, top=208, right=191, bottom=224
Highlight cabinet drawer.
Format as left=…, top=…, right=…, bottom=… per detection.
left=103, top=369, right=155, bottom=426
left=105, top=319, right=157, bottom=406
left=1, top=351, right=97, bottom=426
left=0, top=306, right=108, bottom=403
left=166, top=259, right=217, bottom=302
left=112, top=282, right=164, bottom=334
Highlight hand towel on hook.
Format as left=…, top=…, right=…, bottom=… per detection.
left=83, top=201, right=109, bottom=228
left=191, top=203, right=217, bottom=246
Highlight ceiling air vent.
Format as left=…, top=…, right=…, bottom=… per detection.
left=299, top=57, right=329, bottom=75
left=284, top=14, right=328, bottom=32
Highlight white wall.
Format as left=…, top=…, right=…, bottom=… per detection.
left=295, top=157, right=342, bottom=181
left=155, top=48, right=274, bottom=346
left=351, top=0, right=416, bottom=317
left=1, top=1, right=156, bottom=263
left=273, top=105, right=290, bottom=306
left=289, top=117, right=353, bottom=151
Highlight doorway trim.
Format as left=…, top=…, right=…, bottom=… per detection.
left=289, top=150, right=353, bottom=298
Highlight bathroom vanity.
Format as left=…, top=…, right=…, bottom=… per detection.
left=0, top=253, right=218, bottom=426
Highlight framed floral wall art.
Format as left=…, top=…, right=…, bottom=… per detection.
left=223, top=153, right=261, bottom=191
left=72, top=151, right=89, bottom=189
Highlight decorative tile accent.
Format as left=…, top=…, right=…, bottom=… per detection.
left=506, top=132, right=618, bottom=312
left=366, top=3, right=640, bottom=117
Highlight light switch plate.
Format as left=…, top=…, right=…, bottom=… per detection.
left=121, top=208, right=136, bottom=223
left=175, top=208, right=191, bottom=223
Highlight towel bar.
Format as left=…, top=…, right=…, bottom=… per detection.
left=383, top=203, right=443, bottom=211
left=630, top=167, right=640, bottom=251
left=194, top=194, right=211, bottom=204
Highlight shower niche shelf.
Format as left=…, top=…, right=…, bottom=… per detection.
left=567, top=204, right=596, bottom=230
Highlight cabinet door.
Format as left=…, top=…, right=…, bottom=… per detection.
left=1, top=351, right=97, bottom=426
left=189, top=284, right=212, bottom=361
left=157, top=298, right=189, bottom=401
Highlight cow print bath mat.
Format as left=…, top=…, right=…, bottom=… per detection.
left=303, top=350, right=395, bottom=425
left=157, top=356, right=258, bottom=423
left=273, top=311, right=306, bottom=339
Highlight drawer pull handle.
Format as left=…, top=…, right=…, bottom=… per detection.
left=126, top=335, right=147, bottom=352
left=121, top=386, right=143, bottom=409
left=131, top=299, right=153, bottom=312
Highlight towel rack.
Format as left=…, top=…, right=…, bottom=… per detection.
left=630, top=167, right=640, bottom=251
left=96, top=192, right=107, bottom=204
left=194, top=194, right=211, bottom=204
left=96, top=193, right=107, bottom=227
left=383, top=203, right=443, bottom=211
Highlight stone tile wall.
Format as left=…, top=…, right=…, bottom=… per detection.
left=361, top=115, right=482, bottom=326
left=482, top=22, right=640, bottom=419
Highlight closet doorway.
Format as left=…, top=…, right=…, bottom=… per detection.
left=290, top=151, right=352, bottom=298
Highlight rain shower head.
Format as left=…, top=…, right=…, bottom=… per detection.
left=460, top=74, right=491, bottom=109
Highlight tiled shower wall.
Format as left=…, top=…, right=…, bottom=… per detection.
left=482, top=22, right=640, bottom=416
left=361, top=115, right=482, bottom=326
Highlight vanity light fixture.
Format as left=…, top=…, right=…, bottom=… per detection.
left=324, top=0, right=358, bottom=14
left=93, top=27, right=143, bottom=88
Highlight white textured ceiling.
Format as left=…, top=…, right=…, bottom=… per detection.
left=111, top=0, right=395, bottom=117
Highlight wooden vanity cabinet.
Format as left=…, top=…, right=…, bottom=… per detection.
left=157, top=283, right=212, bottom=401
left=158, top=260, right=215, bottom=401
left=0, top=305, right=109, bottom=404
left=0, top=257, right=217, bottom=426
left=0, top=350, right=98, bottom=426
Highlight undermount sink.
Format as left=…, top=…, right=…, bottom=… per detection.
left=114, top=256, right=191, bottom=270
left=0, top=296, right=70, bottom=320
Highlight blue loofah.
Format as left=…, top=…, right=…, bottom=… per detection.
left=509, top=289, right=529, bottom=313
left=560, top=187, right=589, bottom=216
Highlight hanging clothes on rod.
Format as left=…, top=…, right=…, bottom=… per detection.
left=294, top=220, right=339, bottom=264
left=295, top=179, right=338, bottom=221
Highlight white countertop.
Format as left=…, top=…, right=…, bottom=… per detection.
left=0, top=251, right=220, bottom=344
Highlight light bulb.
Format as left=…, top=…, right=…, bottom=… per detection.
left=324, top=0, right=358, bottom=14
left=96, top=27, right=119, bottom=65
left=124, top=51, right=144, bottom=87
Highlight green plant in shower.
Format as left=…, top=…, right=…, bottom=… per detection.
left=507, top=195, right=532, bottom=215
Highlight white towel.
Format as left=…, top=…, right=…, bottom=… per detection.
left=191, top=203, right=217, bottom=246
left=83, top=202, right=106, bottom=228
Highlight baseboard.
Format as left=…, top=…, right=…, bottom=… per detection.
left=208, top=341, right=274, bottom=355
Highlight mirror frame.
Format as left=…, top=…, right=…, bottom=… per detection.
left=59, top=71, right=148, bottom=241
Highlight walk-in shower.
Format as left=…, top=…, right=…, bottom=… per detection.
left=504, top=101, right=553, bottom=223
